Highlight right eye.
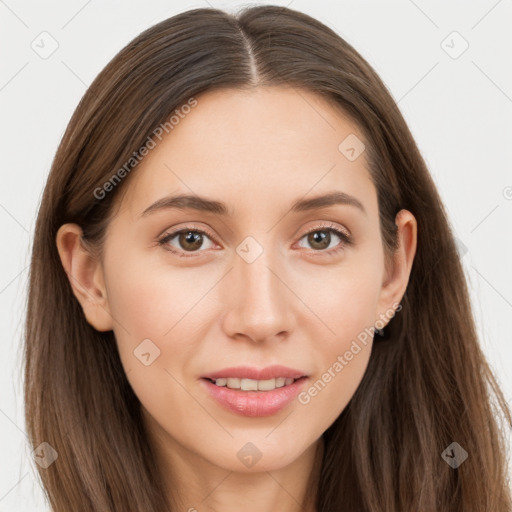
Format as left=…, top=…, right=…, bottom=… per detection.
left=157, top=227, right=218, bottom=257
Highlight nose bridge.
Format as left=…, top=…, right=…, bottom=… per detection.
left=222, top=234, right=293, bottom=342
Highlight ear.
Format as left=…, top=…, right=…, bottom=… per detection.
left=55, top=223, right=113, bottom=332
left=376, top=209, right=417, bottom=326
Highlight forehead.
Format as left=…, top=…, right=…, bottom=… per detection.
left=116, top=86, right=376, bottom=220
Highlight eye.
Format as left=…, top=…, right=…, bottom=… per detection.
left=296, top=223, right=352, bottom=255
left=157, top=227, right=217, bottom=257
left=157, top=222, right=352, bottom=258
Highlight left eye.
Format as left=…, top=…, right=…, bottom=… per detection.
left=297, top=227, right=351, bottom=252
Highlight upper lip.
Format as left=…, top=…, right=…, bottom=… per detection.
left=201, top=365, right=308, bottom=381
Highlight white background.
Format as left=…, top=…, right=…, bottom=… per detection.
left=1, top=0, right=511, bottom=509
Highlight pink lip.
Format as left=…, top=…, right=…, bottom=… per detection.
left=201, top=365, right=308, bottom=381
left=201, top=376, right=308, bottom=417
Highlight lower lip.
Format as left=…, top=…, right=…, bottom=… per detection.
left=201, top=377, right=308, bottom=417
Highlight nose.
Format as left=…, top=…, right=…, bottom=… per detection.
left=221, top=242, right=295, bottom=344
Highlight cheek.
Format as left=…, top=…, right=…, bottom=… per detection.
left=103, top=248, right=216, bottom=340
left=102, top=250, right=216, bottom=401
left=293, top=261, right=381, bottom=419
left=294, top=252, right=382, bottom=340
left=297, top=320, right=374, bottom=430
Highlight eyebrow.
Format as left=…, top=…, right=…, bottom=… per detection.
left=140, top=191, right=366, bottom=217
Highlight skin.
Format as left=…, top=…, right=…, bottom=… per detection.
left=56, top=86, right=417, bottom=512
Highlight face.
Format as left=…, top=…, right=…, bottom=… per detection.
left=79, top=86, right=409, bottom=474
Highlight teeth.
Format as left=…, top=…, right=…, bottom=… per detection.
left=256, top=378, right=275, bottom=391
left=241, top=378, right=258, bottom=391
left=276, top=377, right=286, bottom=387
left=212, top=377, right=300, bottom=391
left=227, top=378, right=241, bottom=389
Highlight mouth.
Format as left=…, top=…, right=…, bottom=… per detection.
left=199, top=365, right=309, bottom=416
left=200, top=375, right=309, bottom=417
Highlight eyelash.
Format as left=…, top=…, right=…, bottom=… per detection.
left=157, top=222, right=352, bottom=258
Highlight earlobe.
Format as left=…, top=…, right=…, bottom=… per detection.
left=377, top=209, right=417, bottom=326
left=55, top=223, right=113, bottom=332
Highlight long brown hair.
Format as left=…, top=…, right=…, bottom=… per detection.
left=24, top=5, right=512, bottom=511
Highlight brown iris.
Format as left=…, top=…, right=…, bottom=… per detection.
left=179, top=231, right=203, bottom=251
left=307, top=230, right=331, bottom=250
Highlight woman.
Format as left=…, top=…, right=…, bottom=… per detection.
left=24, top=5, right=512, bottom=511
